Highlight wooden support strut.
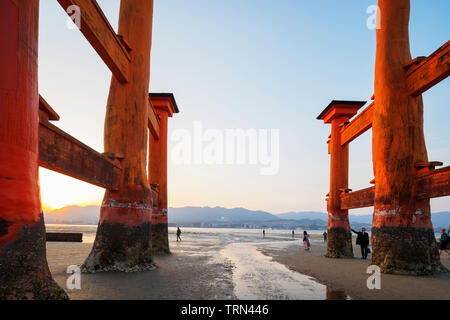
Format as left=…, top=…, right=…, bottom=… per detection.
left=340, top=41, right=449, bottom=147
left=81, top=0, right=155, bottom=273
left=57, top=0, right=131, bottom=82
left=148, top=93, right=179, bottom=254
left=340, top=165, right=450, bottom=210
left=405, top=40, right=450, bottom=97
left=340, top=102, right=374, bottom=146
left=39, top=96, right=121, bottom=190
left=317, top=100, right=365, bottom=258
left=0, top=0, right=67, bottom=299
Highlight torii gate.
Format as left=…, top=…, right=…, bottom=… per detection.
left=0, top=0, right=178, bottom=299
left=318, top=0, right=449, bottom=274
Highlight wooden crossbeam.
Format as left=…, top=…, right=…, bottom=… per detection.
left=148, top=101, right=160, bottom=139
left=405, top=40, right=450, bottom=97
left=416, top=166, right=450, bottom=200
left=39, top=95, right=60, bottom=121
left=339, top=41, right=449, bottom=147
left=340, top=187, right=375, bottom=210
left=340, top=102, right=374, bottom=146
left=39, top=119, right=121, bottom=190
left=57, top=0, right=130, bottom=82
left=341, top=166, right=450, bottom=209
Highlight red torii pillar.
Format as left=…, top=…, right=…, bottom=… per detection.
left=82, top=0, right=155, bottom=272
left=371, top=0, right=444, bottom=274
left=148, top=93, right=179, bottom=254
left=317, top=101, right=365, bottom=258
left=0, top=0, right=67, bottom=299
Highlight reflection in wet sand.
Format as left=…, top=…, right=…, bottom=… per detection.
left=221, top=241, right=349, bottom=300
left=46, top=225, right=349, bottom=300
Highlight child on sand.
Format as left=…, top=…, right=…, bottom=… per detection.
left=303, top=231, right=311, bottom=250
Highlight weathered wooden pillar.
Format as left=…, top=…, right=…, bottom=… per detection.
left=318, top=101, right=364, bottom=258
left=0, top=0, right=67, bottom=299
left=148, top=94, right=178, bottom=254
left=82, top=0, right=155, bottom=272
left=371, top=0, right=445, bottom=274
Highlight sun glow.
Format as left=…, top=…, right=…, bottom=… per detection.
left=39, top=168, right=103, bottom=211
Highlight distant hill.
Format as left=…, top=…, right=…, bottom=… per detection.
left=168, top=206, right=278, bottom=223
left=44, top=205, right=100, bottom=225
left=275, top=211, right=372, bottom=224
left=44, top=205, right=449, bottom=230
left=275, top=212, right=327, bottom=221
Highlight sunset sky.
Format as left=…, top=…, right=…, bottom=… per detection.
left=38, top=0, right=450, bottom=214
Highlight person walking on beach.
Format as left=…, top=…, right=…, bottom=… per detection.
left=351, top=227, right=369, bottom=259
left=303, top=231, right=311, bottom=250
left=292, top=230, right=295, bottom=238
left=438, top=229, right=450, bottom=257
left=263, top=229, right=266, bottom=238
left=323, top=231, right=327, bottom=243
left=176, top=227, right=182, bottom=242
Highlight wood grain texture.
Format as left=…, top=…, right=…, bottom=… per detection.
left=39, top=119, right=121, bottom=190
left=340, top=102, right=374, bottom=146
left=406, top=41, right=450, bottom=97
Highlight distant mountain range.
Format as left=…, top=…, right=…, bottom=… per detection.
left=44, top=205, right=450, bottom=231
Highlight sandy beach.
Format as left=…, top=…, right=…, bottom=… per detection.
left=261, top=234, right=450, bottom=300
left=46, top=227, right=450, bottom=300
left=46, top=235, right=236, bottom=300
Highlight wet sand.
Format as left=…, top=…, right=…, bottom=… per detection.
left=46, top=227, right=450, bottom=300
left=46, top=227, right=340, bottom=300
left=47, top=241, right=236, bottom=300
left=261, top=235, right=450, bottom=300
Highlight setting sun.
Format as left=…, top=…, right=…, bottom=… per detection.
left=39, top=168, right=103, bottom=211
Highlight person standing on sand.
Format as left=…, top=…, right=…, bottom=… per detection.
left=292, top=230, right=295, bottom=238
left=176, top=227, right=182, bottom=242
left=263, top=229, right=266, bottom=238
left=323, top=231, right=327, bottom=243
left=303, top=231, right=311, bottom=250
left=351, top=227, right=369, bottom=259
left=438, top=229, right=450, bottom=257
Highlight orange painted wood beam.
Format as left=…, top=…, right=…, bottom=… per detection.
left=148, top=93, right=179, bottom=254
left=57, top=0, right=130, bottom=82
left=339, top=41, right=449, bottom=147
left=39, top=118, right=121, bottom=190
left=405, top=40, right=450, bottom=97
left=416, top=165, right=450, bottom=200
left=0, top=0, right=67, bottom=299
left=148, top=100, right=160, bottom=140
left=317, top=100, right=365, bottom=258
left=149, top=93, right=180, bottom=116
left=341, top=166, right=450, bottom=209
left=39, top=95, right=60, bottom=121
left=340, top=102, right=374, bottom=146
left=340, top=187, right=375, bottom=210
left=82, top=0, right=155, bottom=272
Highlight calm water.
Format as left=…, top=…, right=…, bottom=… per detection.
left=46, top=224, right=347, bottom=300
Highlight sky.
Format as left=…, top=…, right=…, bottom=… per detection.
left=38, top=0, right=450, bottom=214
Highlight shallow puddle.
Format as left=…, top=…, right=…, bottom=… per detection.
left=221, top=241, right=349, bottom=300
